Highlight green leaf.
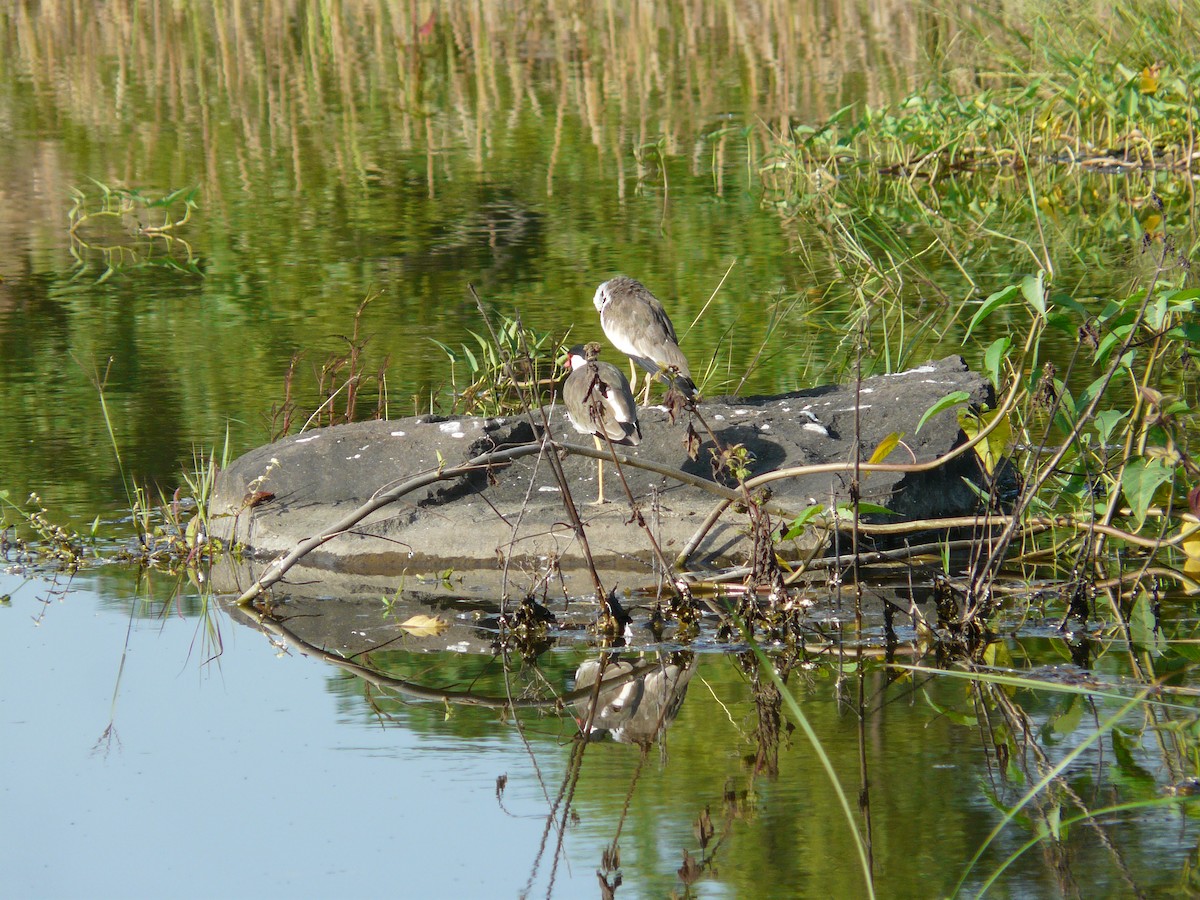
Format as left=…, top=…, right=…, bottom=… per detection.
left=460, top=343, right=480, bottom=373
left=1129, top=589, right=1165, bottom=657
left=1092, top=409, right=1127, bottom=445
left=1094, top=329, right=1122, bottom=363
left=428, top=338, right=457, bottom=361
left=1043, top=805, right=1064, bottom=841
left=923, top=692, right=977, bottom=727
left=965, top=284, right=1020, bottom=341
left=1121, top=86, right=1139, bottom=117
left=917, top=391, right=970, bottom=433
left=958, top=407, right=1011, bottom=476
left=1048, top=291, right=1090, bottom=318
left=833, top=501, right=894, bottom=517
left=1121, top=458, right=1174, bottom=531
left=1045, top=311, right=1078, bottom=337
left=1166, top=286, right=1200, bottom=307
left=1096, top=325, right=1135, bottom=369
left=1021, top=271, right=1047, bottom=319
left=1049, top=695, right=1084, bottom=738
left=1146, top=289, right=1170, bottom=331
left=982, top=641, right=1014, bottom=670
left=983, top=337, right=1010, bottom=387
left=781, top=504, right=824, bottom=541
left=1166, top=322, right=1200, bottom=344
left=1110, top=728, right=1157, bottom=788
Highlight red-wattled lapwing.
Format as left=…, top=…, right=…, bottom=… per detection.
left=593, top=275, right=698, bottom=404
left=562, top=342, right=641, bottom=504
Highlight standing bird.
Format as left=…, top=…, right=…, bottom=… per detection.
left=593, top=275, right=698, bottom=403
left=562, top=342, right=641, bottom=504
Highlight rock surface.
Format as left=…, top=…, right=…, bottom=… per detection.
left=208, top=356, right=993, bottom=598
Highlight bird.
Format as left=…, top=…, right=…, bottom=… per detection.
left=593, top=275, right=698, bottom=403
left=562, top=342, right=641, bottom=504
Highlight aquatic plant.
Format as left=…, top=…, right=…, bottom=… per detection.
left=67, top=180, right=201, bottom=282
left=428, top=313, right=561, bottom=418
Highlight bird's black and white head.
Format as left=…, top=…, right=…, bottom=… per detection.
left=561, top=341, right=641, bottom=446
left=561, top=337, right=641, bottom=504
left=565, top=341, right=603, bottom=371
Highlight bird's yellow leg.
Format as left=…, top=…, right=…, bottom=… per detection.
left=590, top=435, right=608, bottom=505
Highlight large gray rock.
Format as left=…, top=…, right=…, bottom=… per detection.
left=208, top=356, right=993, bottom=599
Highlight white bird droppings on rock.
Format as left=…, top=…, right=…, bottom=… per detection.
left=803, top=422, right=830, bottom=436
left=438, top=421, right=463, bottom=434
left=294, top=434, right=320, bottom=444
left=390, top=431, right=406, bottom=437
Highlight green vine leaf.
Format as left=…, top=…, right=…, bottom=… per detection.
left=1129, top=590, right=1164, bottom=657
left=1120, top=458, right=1173, bottom=531
left=917, top=391, right=970, bottom=433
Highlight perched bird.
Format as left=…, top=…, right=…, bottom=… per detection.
left=593, top=275, right=698, bottom=402
left=562, top=342, right=641, bottom=504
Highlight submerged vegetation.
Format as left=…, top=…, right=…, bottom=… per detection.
left=67, top=182, right=201, bottom=281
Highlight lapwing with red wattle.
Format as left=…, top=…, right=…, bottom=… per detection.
left=562, top=341, right=642, bottom=504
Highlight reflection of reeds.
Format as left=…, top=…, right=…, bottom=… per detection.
left=2, top=0, right=987, bottom=196
left=0, top=0, right=1013, bottom=512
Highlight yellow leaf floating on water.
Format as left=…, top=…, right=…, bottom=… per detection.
left=400, top=614, right=449, bottom=637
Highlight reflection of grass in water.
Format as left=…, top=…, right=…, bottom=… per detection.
left=10, top=0, right=1191, bottom=191
left=1, top=0, right=965, bottom=183
left=2, top=0, right=1196, bottom=547
left=1, top=0, right=929, bottom=494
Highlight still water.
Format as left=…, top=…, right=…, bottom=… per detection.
left=3, top=3, right=1199, bottom=898
left=5, top=569, right=1197, bottom=897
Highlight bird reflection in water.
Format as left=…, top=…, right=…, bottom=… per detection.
left=573, top=653, right=696, bottom=744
